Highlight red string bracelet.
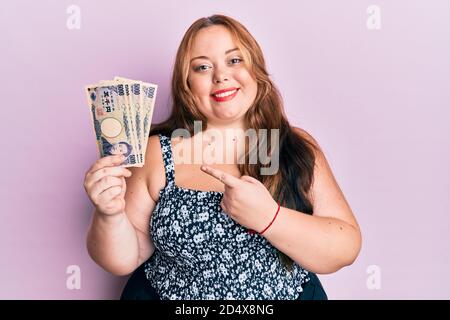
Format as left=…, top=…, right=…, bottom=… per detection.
left=247, top=203, right=281, bottom=235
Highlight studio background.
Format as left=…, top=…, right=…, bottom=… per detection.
left=1, top=0, right=449, bottom=299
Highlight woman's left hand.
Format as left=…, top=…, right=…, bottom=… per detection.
left=200, top=165, right=278, bottom=233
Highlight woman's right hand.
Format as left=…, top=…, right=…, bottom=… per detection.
left=83, top=154, right=133, bottom=216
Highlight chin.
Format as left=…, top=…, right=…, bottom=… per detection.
left=214, top=107, right=245, bottom=120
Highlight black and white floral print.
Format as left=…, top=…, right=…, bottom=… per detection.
left=144, top=134, right=310, bottom=300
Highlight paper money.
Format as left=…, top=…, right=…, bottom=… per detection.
left=114, top=77, right=158, bottom=160
left=85, top=77, right=158, bottom=167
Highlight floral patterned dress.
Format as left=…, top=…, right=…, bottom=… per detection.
left=144, top=134, right=310, bottom=299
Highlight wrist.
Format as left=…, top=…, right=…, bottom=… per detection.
left=259, top=202, right=280, bottom=235
left=248, top=201, right=280, bottom=235
left=95, top=210, right=126, bottom=225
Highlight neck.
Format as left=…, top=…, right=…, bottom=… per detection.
left=188, top=121, right=247, bottom=165
left=204, top=119, right=247, bottom=138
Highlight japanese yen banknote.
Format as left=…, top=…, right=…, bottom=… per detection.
left=85, top=77, right=157, bottom=167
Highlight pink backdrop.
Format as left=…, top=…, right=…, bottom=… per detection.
left=1, top=0, right=449, bottom=299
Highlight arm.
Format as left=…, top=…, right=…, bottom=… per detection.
left=86, top=136, right=160, bottom=276
left=262, top=128, right=362, bottom=274
left=87, top=208, right=142, bottom=276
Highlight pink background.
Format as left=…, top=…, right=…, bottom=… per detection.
left=1, top=0, right=449, bottom=299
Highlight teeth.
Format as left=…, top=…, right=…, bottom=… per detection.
left=214, top=89, right=237, bottom=98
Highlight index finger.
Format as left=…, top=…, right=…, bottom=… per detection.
left=89, top=154, right=126, bottom=173
left=201, top=165, right=240, bottom=188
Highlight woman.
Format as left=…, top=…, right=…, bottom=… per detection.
left=83, top=14, right=361, bottom=300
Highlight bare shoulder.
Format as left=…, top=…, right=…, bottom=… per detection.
left=292, top=127, right=328, bottom=174
left=291, top=126, right=325, bottom=197
left=121, top=134, right=166, bottom=267
left=292, top=127, right=322, bottom=153
left=143, top=134, right=166, bottom=202
left=292, top=126, right=358, bottom=228
left=123, top=134, right=164, bottom=227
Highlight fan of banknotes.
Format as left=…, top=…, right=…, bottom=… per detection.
left=85, top=76, right=157, bottom=167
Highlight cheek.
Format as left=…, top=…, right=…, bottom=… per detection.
left=188, top=75, right=211, bottom=98
left=236, top=70, right=257, bottom=94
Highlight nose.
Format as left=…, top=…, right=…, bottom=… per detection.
left=213, top=66, right=229, bottom=84
left=213, top=74, right=229, bottom=84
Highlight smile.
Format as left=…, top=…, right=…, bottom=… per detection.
left=211, top=87, right=239, bottom=102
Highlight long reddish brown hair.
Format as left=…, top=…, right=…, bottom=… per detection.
left=150, top=14, right=319, bottom=271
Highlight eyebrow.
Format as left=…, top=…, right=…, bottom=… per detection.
left=190, top=48, right=239, bottom=63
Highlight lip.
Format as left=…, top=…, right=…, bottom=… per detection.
left=211, top=87, right=240, bottom=102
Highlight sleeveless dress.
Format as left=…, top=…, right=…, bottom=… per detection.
left=144, top=134, right=310, bottom=300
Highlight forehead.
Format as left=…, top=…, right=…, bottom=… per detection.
left=190, top=25, right=237, bottom=56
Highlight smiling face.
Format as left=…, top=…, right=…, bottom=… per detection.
left=187, top=25, right=258, bottom=127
